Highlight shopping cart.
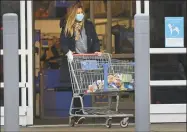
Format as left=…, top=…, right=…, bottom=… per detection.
left=68, top=53, right=134, bottom=128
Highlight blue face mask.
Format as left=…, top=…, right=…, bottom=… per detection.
left=75, top=13, right=84, bottom=22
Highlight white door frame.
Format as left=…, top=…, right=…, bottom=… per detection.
left=136, top=0, right=187, bottom=123
left=26, top=0, right=34, bottom=125
left=27, top=0, right=34, bottom=125
left=0, top=0, right=33, bottom=126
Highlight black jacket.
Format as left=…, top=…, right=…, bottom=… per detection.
left=60, top=19, right=100, bottom=54
left=59, top=19, right=100, bottom=88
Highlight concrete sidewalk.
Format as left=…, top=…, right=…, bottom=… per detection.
left=1, top=123, right=186, bottom=132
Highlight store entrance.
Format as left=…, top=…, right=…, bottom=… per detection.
left=33, top=0, right=136, bottom=125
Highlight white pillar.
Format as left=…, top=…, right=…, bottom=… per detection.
left=134, top=14, right=150, bottom=132
left=3, top=13, right=19, bottom=132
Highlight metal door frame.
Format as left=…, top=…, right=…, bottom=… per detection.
left=0, top=0, right=34, bottom=126
left=136, top=0, right=187, bottom=123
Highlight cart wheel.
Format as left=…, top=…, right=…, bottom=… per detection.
left=120, top=118, right=129, bottom=128
left=70, top=117, right=75, bottom=127
left=105, top=118, right=112, bottom=128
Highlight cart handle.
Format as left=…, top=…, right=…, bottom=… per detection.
left=73, top=53, right=100, bottom=56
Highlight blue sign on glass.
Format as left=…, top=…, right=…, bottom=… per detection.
left=81, top=60, right=98, bottom=70
left=165, top=17, right=184, bottom=47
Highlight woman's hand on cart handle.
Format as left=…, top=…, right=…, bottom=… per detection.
left=66, top=50, right=73, bottom=62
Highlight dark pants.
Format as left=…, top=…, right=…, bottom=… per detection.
left=60, top=57, right=84, bottom=116
left=73, top=94, right=84, bottom=115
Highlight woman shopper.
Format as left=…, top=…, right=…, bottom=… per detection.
left=59, top=2, right=101, bottom=124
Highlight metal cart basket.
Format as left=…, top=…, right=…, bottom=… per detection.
left=68, top=53, right=134, bottom=128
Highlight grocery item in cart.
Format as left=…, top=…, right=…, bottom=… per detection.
left=121, top=74, right=133, bottom=82
left=86, top=73, right=134, bottom=93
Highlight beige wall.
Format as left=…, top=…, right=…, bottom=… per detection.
left=35, top=20, right=61, bottom=33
